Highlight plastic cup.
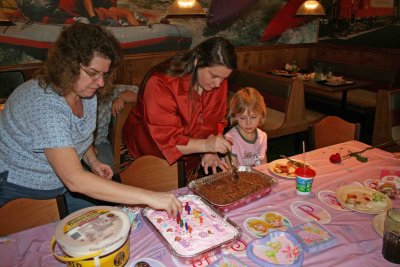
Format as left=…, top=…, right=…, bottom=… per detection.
left=382, top=208, right=400, bottom=263
left=295, top=167, right=316, bottom=195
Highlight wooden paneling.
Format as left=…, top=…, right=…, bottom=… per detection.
left=0, top=43, right=398, bottom=88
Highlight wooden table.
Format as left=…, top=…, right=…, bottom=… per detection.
left=250, top=66, right=372, bottom=109
left=1, top=141, right=399, bottom=267
left=303, top=78, right=371, bottom=109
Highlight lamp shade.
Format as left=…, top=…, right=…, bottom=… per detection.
left=166, top=0, right=207, bottom=18
left=296, top=0, right=326, bottom=16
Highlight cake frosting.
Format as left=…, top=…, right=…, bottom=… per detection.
left=145, top=195, right=239, bottom=257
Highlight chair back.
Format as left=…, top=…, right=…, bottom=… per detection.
left=120, top=155, right=182, bottom=192
left=373, top=89, right=400, bottom=146
left=110, top=101, right=134, bottom=174
left=0, top=196, right=66, bottom=236
left=309, top=116, right=361, bottom=149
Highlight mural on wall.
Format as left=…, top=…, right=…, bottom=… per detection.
left=0, top=0, right=319, bottom=66
left=318, top=0, right=400, bottom=48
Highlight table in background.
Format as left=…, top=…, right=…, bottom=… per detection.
left=303, top=78, right=371, bottom=109
left=1, top=141, right=399, bottom=267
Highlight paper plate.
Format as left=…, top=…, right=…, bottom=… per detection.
left=317, top=190, right=351, bottom=211
left=372, top=212, right=386, bottom=237
left=290, top=201, right=331, bottom=224
left=246, top=231, right=304, bottom=267
left=336, top=186, right=392, bottom=214
left=244, top=212, right=292, bottom=238
left=129, top=258, right=166, bottom=267
left=268, top=159, right=312, bottom=179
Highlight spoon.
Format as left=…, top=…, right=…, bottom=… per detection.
left=280, top=155, right=309, bottom=168
left=227, top=152, right=239, bottom=182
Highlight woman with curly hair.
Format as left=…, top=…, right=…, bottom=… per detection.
left=123, top=37, right=237, bottom=183
left=0, top=22, right=181, bottom=216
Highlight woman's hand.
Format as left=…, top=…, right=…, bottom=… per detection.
left=201, top=153, right=229, bottom=175
left=205, top=134, right=231, bottom=154
left=147, top=192, right=182, bottom=217
left=91, top=160, right=113, bottom=179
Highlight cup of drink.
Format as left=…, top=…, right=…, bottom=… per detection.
left=382, top=208, right=400, bottom=263
left=295, top=166, right=316, bottom=195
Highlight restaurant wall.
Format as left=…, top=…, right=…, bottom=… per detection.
left=0, top=0, right=318, bottom=66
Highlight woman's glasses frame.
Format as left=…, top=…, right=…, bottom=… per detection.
left=80, top=64, right=113, bottom=81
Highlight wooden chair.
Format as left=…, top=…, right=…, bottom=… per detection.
left=372, top=88, right=400, bottom=151
left=0, top=196, right=67, bottom=236
left=110, top=101, right=186, bottom=191
left=309, top=116, right=361, bottom=149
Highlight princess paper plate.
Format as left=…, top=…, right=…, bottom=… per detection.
left=246, top=231, right=304, bottom=267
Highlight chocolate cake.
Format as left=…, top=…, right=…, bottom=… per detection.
left=196, top=171, right=273, bottom=205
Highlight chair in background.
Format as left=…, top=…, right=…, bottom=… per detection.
left=0, top=196, right=67, bottom=236
left=0, top=70, right=25, bottom=99
left=110, top=101, right=186, bottom=191
left=372, top=88, right=400, bottom=151
left=309, top=116, right=361, bottom=149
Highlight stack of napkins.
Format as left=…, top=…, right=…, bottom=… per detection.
left=288, top=221, right=338, bottom=254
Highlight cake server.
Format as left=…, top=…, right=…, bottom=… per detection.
left=227, top=152, right=239, bottom=182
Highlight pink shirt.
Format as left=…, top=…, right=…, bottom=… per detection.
left=225, top=126, right=267, bottom=166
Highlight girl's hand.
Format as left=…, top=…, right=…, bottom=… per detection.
left=147, top=192, right=182, bottom=217
left=205, top=134, right=231, bottom=154
left=201, top=153, right=229, bottom=175
left=91, top=160, right=113, bottom=179
left=111, top=96, right=125, bottom=116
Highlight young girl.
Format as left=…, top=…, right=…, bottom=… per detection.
left=225, top=87, right=267, bottom=167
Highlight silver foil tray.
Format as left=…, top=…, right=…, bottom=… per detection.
left=188, top=167, right=277, bottom=213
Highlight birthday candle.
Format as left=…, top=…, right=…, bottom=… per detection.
left=187, top=205, right=191, bottom=215
left=200, top=217, right=203, bottom=224
left=180, top=219, right=183, bottom=228
left=188, top=225, right=192, bottom=234
left=176, top=212, right=180, bottom=224
left=185, top=222, right=188, bottom=231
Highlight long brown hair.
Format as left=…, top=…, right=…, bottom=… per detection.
left=139, top=37, right=237, bottom=109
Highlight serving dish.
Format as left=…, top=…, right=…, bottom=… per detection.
left=268, top=159, right=312, bottom=179
left=188, top=168, right=277, bottom=212
left=336, top=185, right=392, bottom=214
left=142, top=195, right=241, bottom=263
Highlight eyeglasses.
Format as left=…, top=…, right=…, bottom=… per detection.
left=80, top=64, right=113, bottom=81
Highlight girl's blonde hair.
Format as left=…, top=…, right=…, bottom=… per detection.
left=228, top=87, right=267, bottom=125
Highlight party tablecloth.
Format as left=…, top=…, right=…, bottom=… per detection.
left=1, top=140, right=399, bottom=267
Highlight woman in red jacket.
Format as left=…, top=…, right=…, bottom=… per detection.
left=123, top=37, right=237, bottom=183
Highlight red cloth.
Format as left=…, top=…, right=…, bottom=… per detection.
left=123, top=73, right=228, bottom=168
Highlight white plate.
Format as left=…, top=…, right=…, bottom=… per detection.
left=268, top=159, right=312, bottom=179
left=372, top=212, right=386, bottom=237
left=336, top=186, right=392, bottom=214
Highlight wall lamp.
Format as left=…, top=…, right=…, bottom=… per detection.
left=166, top=0, right=207, bottom=18
left=296, top=0, right=326, bottom=16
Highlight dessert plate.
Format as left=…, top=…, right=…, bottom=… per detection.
left=268, top=159, right=312, bottom=179
left=372, top=212, right=385, bottom=237
left=336, top=186, right=392, bottom=214
left=246, top=231, right=304, bottom=267
left=290, top=201, right=331, bottom=224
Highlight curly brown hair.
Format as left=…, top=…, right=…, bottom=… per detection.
left=35, top=22, right=123, bottom=101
